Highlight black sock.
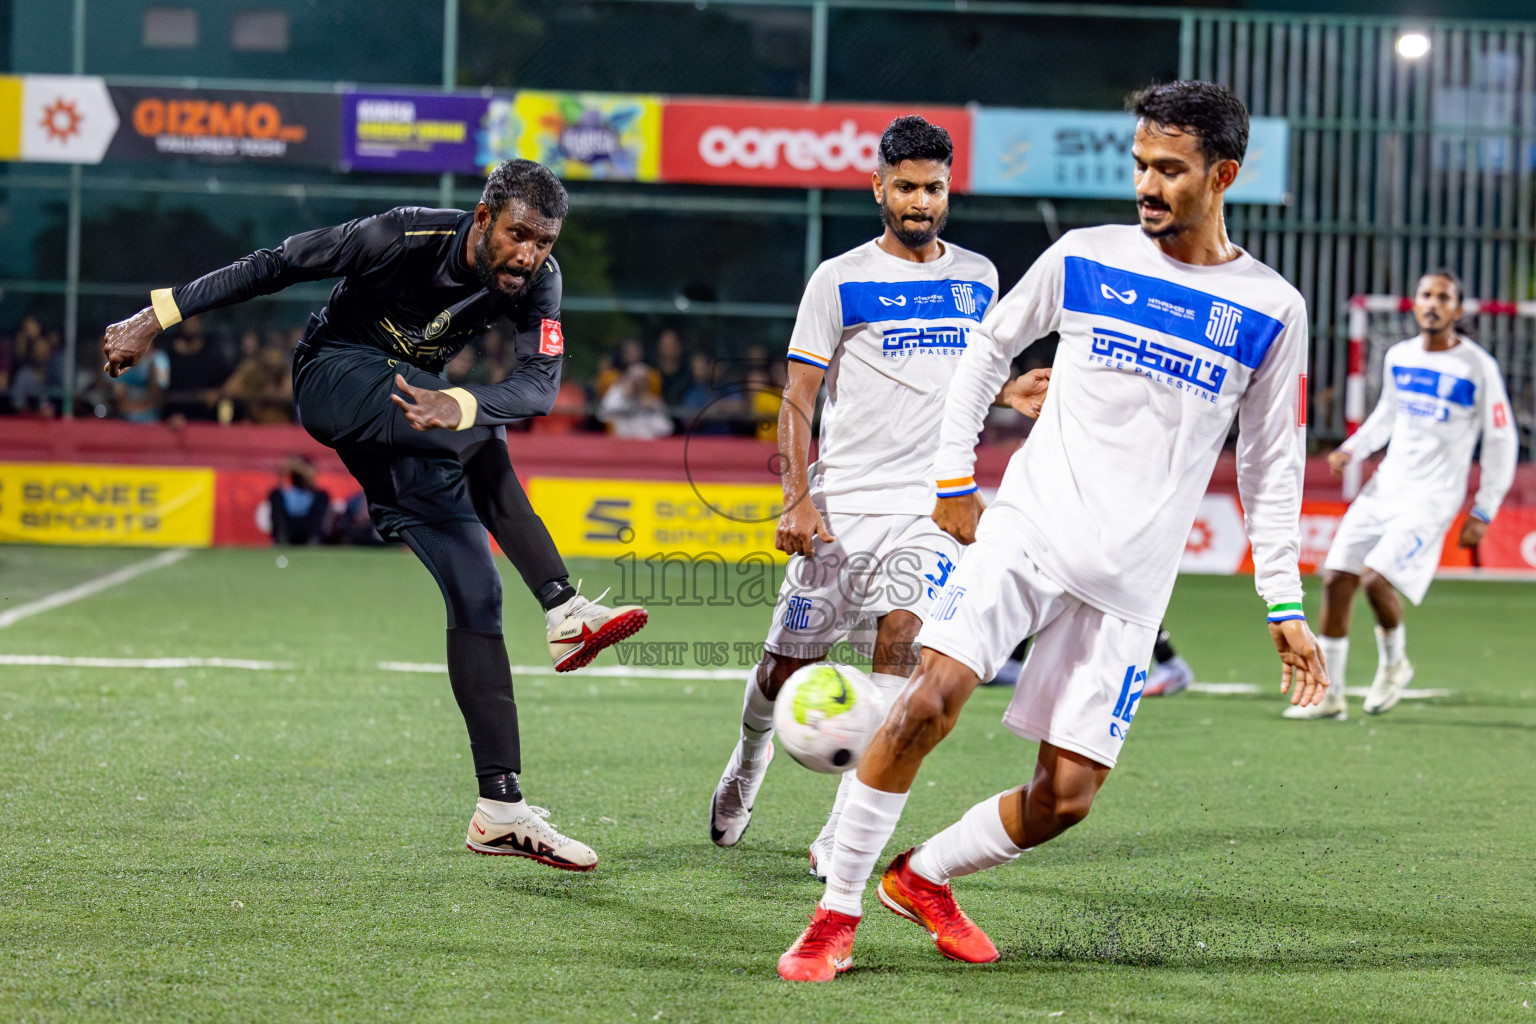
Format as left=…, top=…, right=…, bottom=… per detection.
left=478, top=772, right=523, bottom=802
left=445, top=627, right=521, bottom=778
left=1153, top=626, right=1177, bottom=665
left=537, top=577, right=576, bottom=611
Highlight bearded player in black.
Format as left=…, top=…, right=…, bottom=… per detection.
left=102, top=160, right=648, bottom=872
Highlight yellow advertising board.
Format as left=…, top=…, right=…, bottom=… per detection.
left=528, top=476, right=787, bottom=562
left=0, top=462, right=214, bottom=547
left=508, top=91, right=661, bottom=181
left=0, top=75, right=22, bottom=160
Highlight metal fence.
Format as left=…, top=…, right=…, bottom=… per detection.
left=7, top=0, right=1536, bottom=437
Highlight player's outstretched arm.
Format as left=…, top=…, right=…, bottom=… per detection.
left=102, top=307, right=162, bottom=378
left=391, top=374, right=464, bottom=431
left=776, top=359, right=834, bottom=558
left=1270, top=617, right=1330, bottom=706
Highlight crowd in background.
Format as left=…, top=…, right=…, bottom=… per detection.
left=1, top=316, right=1038, bottom=446
left=0, top=316, right=792, bottom=441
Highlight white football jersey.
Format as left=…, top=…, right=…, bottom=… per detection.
left=787, top=239, right=999, bottom=515
left=1340, top=337, right=1517, bottom=522
left=932, top=224, right=1310, bottom=628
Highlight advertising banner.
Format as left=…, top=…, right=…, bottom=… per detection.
left=529, top=477, right=788, bottom=563
left=660, top=100, right=972, bottom=191
left=971, top=109, right=1289, bottom=204
left=106, top=86, right=340, bottom=167
left=341, top=90, right=490, bottom=174
left=0, top=462, right=213, bottom=547
left=479, top=91, right=662, bottom=181
left=4, top=75, right=119, bottom=164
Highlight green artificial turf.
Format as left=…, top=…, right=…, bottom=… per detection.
left=1, top=546, right=1533, bottom=1022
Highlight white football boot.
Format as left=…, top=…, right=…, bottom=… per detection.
left=1282, top=679, right=1348, bottom=720
left=709, top=741, right=773, bottom=847
left=1363, top=658, right=1414, bottom=715
left=466, top=799, right=597, bottom=871
left=1143, top=655, right=1195, bottom=697
left=546, top=582, right=648, bottom=672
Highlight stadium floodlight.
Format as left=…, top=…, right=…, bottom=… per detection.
left=1396, top=32, right=1431, bottom=59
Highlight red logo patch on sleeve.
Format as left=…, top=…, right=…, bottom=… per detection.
left=1297, top=374, right=1308, bottom=427
left=539, top=319, right=564, bottom=357
left=1494, top=401, right=1508, bottom=428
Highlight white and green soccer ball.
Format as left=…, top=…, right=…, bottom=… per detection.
left=772, top=662, right=886, bottom=774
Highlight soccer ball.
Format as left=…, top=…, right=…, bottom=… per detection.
left=772, top=663, right=887, bottom=774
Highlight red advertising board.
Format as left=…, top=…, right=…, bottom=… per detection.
left=660, top=100, right=972, bottom=191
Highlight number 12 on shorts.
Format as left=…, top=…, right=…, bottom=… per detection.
left=1109, top=664, right=1145, bottom=739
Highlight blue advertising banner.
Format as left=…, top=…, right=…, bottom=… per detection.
left=340, top=91, right=491, bottom=174
left=970, top=109, right=1290, bottom=205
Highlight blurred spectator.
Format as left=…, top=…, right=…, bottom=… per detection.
left=330, top=490, right=386, bottom=545
left=594, top=337, right=661, bottom=400
left=164, top=316, right=234, bottom=423
left=10, top=325, right=63, bottom=416
left=111, top=346, right=170, bottom=423
left=220, top=334, right=294, bottom=423
left=599, top=362, right=674, bottom=439
left=268, top=455, right=330, bottom=545
left=443, top=346, right=477, bottom=385
left=744, top=364, right=782, bottom=443
left=655, top=328, right=693, bottom=408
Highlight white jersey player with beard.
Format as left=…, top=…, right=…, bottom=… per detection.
left=709, top=117, right=1008, bottom=874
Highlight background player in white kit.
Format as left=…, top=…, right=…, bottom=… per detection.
left=1290, top=270, right=1518, bottom=720
left=777, top=81, right=1330, bottom=982
left=709, top=117, right=1027, bottom=869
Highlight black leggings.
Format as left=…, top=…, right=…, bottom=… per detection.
left=403, top=520, right=521, bottom=776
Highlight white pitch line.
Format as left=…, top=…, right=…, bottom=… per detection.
left=0, top=654, right=290, bottom=671
left=0, top=548, right=191, bottom=629
left=1187, top=681, right=1452, bottom=700
left=378, top=661, right=742, bottom=680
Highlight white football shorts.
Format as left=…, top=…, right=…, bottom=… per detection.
left=916, top=508, right=1158, bottom=769
left=764, top=497, right=963, bottom=661
left=1322, top=493, right=1452, bottom=605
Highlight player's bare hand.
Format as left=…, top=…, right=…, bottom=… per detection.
left=1002, top=368, right=1051, bottom=419
left=776, top=497, right=834, bottom=559
left=101, top=307, right=161, bottom=378
left=932, top=492, right=986, bottom=545
left=390, top=373, right=463, bottom=431
left=1326, top=449, right=1351, bottom=475
left=1270, top=618, right=1330, bottom=706
left=1458, top=515, right=1489, bottom=548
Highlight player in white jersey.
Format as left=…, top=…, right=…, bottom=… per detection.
left=778, top=81, right=1330, bottom=982
left=1288, top=270, right=1518, bottom=720
left=709, top=117, right=1027, bottom=867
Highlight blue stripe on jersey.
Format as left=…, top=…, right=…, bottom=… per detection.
left=1062, top=257, right=1284, bottom=369
left=1392, top=365, right=1476, bottom=406
left=838, top=279, right=995, bottom=327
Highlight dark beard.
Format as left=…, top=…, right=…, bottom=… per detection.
left=474, top=233, right=531, bottom=297
left=882, top=202, right=946, bottom=250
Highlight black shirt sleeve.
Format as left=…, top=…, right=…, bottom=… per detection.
left=457, top=259, right=565, bottom=425
left=168, top=210, right=408, bottom=321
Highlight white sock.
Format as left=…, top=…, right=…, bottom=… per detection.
left=476, top=797, right=528, bottom=822
left=1317, top=635, right=1349, bottom=696
left=909, top=791, right=1028, bottom=885
left=739, top=670, right=775, bottom=769
left=811, top=673, right=905, bottom=851
left=821, top=779, right=908, bottom=917
left=1377, top=624, right=1406, bottom=666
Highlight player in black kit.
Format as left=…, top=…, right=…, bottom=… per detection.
left=102, top=160, right=647, bottom=871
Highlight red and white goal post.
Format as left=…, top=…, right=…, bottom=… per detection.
left=1343, top=293, right=1535, bottom=500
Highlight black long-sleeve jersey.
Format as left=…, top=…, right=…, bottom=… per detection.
left=150, top=206, right=563, bottom=426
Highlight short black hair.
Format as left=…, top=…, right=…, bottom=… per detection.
left=481, top=159, right=569, bottom=224
left=878, top=116, right=953, bottom=174
left=1127, top=81, right=1250, bottom=167
left=1420, top=267, right=1465, bottom=304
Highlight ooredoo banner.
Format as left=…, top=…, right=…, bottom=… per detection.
left=106, top=86, right=340, bottom=167
left=660, top=100, right=972, bottom=191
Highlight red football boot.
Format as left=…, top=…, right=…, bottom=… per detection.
left=876, top=848, right=1000, bottom=963
left=777, top=904, right=860, bottom=982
